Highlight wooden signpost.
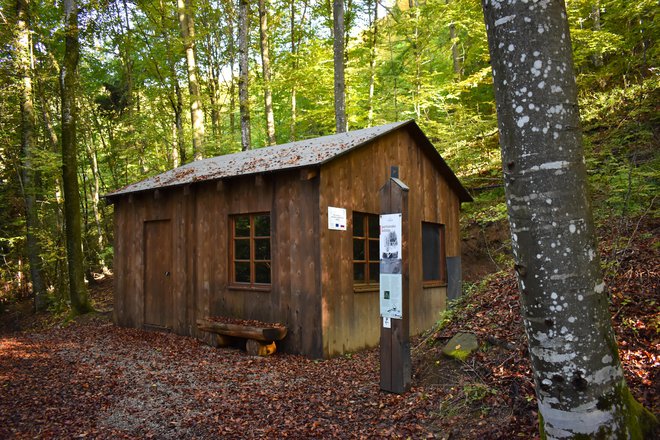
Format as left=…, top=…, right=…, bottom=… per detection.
left=379, top=168, right=411, bottom=394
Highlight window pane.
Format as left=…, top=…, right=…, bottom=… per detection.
left=254, top=239, right=270, bottom=261
left=254, top=262, right=271, bottom=284
left=353, top=263, right=366, bottom=283
left=234, top=239, right=250, bottom=260
left=422, top=222, right=441, bottom=281
left=353, top=239, right=365, bottom=260
left=368, top=238, right=379, bottom=262
left=234, top=262, right=250, bottom=283
left=234, top=216, right=250, bottom=237
left=368, top=215, right=379, bottom=238
left=353, top=212, right=364, bottom=237
left=254, top=215, right=270, bottom=237
left=369, top=262, right=379, bottom=283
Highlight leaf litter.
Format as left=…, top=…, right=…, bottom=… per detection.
left=0, top=217, right=657, bottom=439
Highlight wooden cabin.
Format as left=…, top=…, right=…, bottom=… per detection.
left=105, top=120, right=472, bottom=358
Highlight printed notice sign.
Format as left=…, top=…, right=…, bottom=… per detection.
left=380, top=214, right=402, bottom=260
left=380, top=213, right=403, bottom=319
left=380, top=274, right=402, bottom=318
left=328, top=207, right=347, bottom=230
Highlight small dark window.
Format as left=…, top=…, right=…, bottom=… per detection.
left=353, top=212, right=380, bottom=288
left=422, top=222, right=447, bottom=284
left=231, top=213, right=271, bottom=287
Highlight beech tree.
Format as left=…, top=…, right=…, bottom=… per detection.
left=332, top=0, right=346, bottom=133
left=481, top=0, right=657, bottom=438
left=61, top=0, right=92, bottom=315
left=237, top=0, right=251, bottom=151
left=258, top=0, right=276, bottom=146
left=177, top=0, right=205, bottom=161
left=16, top=0, right=47, bottom=310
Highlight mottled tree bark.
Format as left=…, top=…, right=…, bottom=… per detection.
left=177, top=0, right=205, bottom=160
left=60, top=0, right=92, bottom=315
left=258, top=0, right=276, bottom=146
left=16, top=0, right=47, bottom=311
left=332, top=0, right=347, bottom=133
left=238, top=0, right=251, bottom=150
left=481, top=0, right=657, bottom=438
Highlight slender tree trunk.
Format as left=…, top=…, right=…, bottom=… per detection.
left=258, top=0, right=276, bottom=146
left=208, top=59, right=221, bottom=150
left=481, top=1, right=657, bottom=438
left=156, top=0, right=185, bottom=165
left=591, top=1, right=603, bottom=68
left=37, top=87, right=67, bottom=299
left=289, top=0, right=297, bottom=140
left=447, top=0, right=460, bottom=76
left=332, top=0, right=347, bottom=133
left=411, top=2, right=421, bottom=120
left=290, top=86, right=297, bottom=140
left=173, top=75, right=185, bottom=165
left=177, top=0, right=205, bottom=160
left=16, top=0, right=47, bottom=311
left=388, top=30, right=399, bottom=121
left=367, top=0, right=377, bottom=127
left=60, top=0, right=92, bottom=315
left=227, top=3, right=237, bottom=139
left=84, top=139, right=105, bottom=271
left=238, top=0, right=251, bottom=150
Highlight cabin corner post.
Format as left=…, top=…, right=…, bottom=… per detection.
left=378, top=174, right=411, bottom=394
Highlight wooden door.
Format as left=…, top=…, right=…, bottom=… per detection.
left=143, top=219, right=173, bottom=329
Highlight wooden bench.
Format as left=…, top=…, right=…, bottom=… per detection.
left=197, top=318, right=287, bottom=356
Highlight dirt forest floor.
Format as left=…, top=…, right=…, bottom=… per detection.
left=0, top=218, right=658, bottom=439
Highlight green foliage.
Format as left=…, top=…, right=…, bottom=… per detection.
left=438, top=382, right=499, bottom=419
left=461, top=187, right=508, bottom=227
left=0, top=0, right=657, bottom=312
left=581, top=77, right=659, bottom=222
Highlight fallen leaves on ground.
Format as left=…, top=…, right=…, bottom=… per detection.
left=0, top=217, right=657, bottom=439
left=0, top=321, right=445, bottom=439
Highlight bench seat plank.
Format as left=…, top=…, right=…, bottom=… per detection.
left=196, top=318, right=287, bottom=342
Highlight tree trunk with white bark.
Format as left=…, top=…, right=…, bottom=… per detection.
left=481, top=1, right=657, bottom=438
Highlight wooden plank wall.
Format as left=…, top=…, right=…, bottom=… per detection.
left=113, top=170, right=323, bottom=357
left=319, top=129, right=460, bottom=357
left=191, top=171, right=322, bottom=356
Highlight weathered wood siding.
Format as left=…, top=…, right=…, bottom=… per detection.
left=319, top=130, right=459, bottom=357
left=113, top=170, right=323, bottom=356
left=113, top=127, right=463, bottom=359
left=113, top=187, right=191, bottom=335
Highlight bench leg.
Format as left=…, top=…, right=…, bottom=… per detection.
left=246, top=339, right=276, bottom=356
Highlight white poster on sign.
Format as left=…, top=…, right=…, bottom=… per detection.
left=327, top=207, right=347, bottom=230
left=380, top=273, right=402, bottom=318
left=380, top=214, right=402, bottom=261
left=379, top=213, right=403, bottom=319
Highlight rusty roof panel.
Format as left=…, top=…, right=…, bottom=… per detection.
left=106, top=121, right=409, bottom=198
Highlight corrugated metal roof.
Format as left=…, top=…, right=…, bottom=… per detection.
left=105, top=120, right=472, bottom=202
